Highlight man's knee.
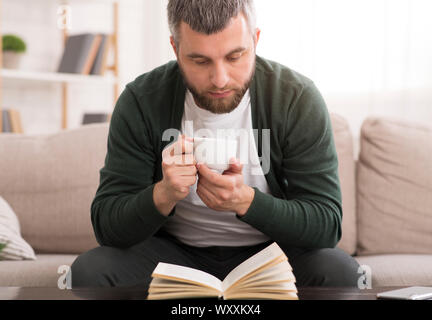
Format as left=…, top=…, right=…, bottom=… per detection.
left=294, top=248, right=360, bottom=287
left=70, top=235, right=187, bottom=289
left=70, top=246, right=120, bottom=288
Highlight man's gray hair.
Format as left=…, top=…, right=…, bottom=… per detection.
left=167, top=0, right=257, bottom=46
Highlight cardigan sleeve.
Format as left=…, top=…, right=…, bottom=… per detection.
left=90, top=86, right=172, bottom=248
left=237, top=83, right=343, bottom=249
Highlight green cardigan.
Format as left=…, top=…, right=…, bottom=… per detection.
left=91, top=55, right=342, bottom=249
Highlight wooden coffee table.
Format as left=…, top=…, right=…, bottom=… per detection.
left=0, top=286, right=406, bottom=300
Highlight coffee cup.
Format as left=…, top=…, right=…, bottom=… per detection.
left=193, top=137, right=238, bottom=171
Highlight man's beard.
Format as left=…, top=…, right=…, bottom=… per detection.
left=178, top=59, right=256, bottom=114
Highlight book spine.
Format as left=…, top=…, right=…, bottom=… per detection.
left=90, top=34, right=109, bottom=75
left=82, top=34, right=103, bottom=75
left=16, top=110, right=23, bottom=133
left=2, top=110, right=12, bottom=133
left=9, top=109, right=17, bottom=133
left=100, top=34, right=112, bottom=76
left=9, top=109, right=23, bottom=134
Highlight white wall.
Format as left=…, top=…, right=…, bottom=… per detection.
left=1, top=0, right=174, bottom=135
left=255, top=0, right=432, bottom=157
left=142, top=0, right=176, bottom=73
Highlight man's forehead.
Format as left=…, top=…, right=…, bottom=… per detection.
left=177, top=14, right=252, bottom=56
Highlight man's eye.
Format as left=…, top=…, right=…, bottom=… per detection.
left=195, top=60, right=209, bottom=65
left=227, top=55, right=241, bottom=62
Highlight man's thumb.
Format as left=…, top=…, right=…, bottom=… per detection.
left=226, top=158, right=243, bottom=173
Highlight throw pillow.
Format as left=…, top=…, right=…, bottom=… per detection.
left=357, top=117, right=432, bottom=255
left=0, top=196, right=36, bottom=260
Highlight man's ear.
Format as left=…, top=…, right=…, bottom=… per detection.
left=254, top=28, right=261, bottom=48
left=170, top=36, right=178, bottom=57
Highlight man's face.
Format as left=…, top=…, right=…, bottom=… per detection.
left=171, top=13, right=260, bottom=114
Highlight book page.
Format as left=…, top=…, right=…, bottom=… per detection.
left=235, top=280, right=297, bottom=292
left=152, top=262, right=222, bottom=292
left=150, top=277, right=202, bottom=287
left=221, top=242, right=285, bottom=292
left=237, top=271, right=295, bottom=289
left=149, top=286, right=218, bottom=294
left=239, top=260, right=294, bottom=284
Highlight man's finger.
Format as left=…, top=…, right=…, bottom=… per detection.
left=223, top=158, right=243, bottom=175
left=163, top=135, right=194, bottom=158
left=196, top=183, right=218, bottom=208
left=181, top=135, right=195, bottom=154
left=176, top=165, right=198, bottom=176
left=197, top=163, right=229, bottom=188
left=197, top=175, right=220, bottom=196
left=163, top=154, right=196, bottom=166
left=172, top=135, right=194, bottom=156
left=179, top=175, right=197, bottom=187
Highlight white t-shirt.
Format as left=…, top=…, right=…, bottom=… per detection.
left=161, top=89, right=272, bottom=247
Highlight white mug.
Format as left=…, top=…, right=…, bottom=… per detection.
left=193, top=137, right=238, bottom=171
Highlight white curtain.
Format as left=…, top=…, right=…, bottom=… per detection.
left=255, top=0, right=432, bottom=145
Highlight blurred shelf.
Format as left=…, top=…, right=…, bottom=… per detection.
left=0, top=0, right=120, bottom=130
left=1, top=68, right=117, bottom=85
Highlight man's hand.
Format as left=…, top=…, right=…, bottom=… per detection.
left=196, top=158, right=255, bottom=216
left=153, top=135, right=197, bottom=216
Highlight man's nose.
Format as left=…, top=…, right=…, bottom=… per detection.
left=210, top=62, right=229, bottom=89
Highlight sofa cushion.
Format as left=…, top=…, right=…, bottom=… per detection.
left=0, top=123, right=109, bottom=253
left=330, top=114, right=357, bottom=255
left=0, top=254, right=77, bottom=287
left=357, top=117, right=432, bottom=255
left=0, top=196, right=36, bottom=260
left=356, top=254, right=432, bottom=286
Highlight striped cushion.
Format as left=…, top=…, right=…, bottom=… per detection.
left=0, top=196, right=36, bottom=260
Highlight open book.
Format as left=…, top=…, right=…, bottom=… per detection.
left=147, top=242, right=298, bottom=300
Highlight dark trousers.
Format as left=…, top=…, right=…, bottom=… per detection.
left=70, top=230, right=360, bottom=291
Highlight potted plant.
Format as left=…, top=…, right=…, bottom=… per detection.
left=2, top=34, right=27, bottom=69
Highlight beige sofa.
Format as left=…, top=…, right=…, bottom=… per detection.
left=0, top=114, right=431, bottom=288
